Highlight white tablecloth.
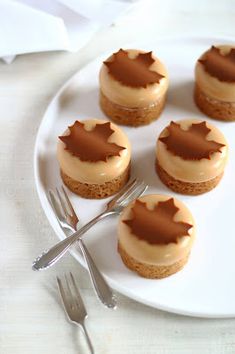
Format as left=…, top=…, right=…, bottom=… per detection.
left=1, top=1, right=235, bottom=353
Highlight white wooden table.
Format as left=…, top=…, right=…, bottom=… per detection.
left=1, top=1, right=235, bottom=353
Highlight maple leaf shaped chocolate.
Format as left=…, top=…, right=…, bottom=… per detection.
left=123, top=198, right=192, bottom=245
left=159, top=121, right=225, bottom=160
left=199, top=46, right=235, bottom=82
left=104, top=49, right=165, bottom=88
left=59, top=121, right=125, bottom=162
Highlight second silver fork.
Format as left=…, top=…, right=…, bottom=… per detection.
left=33, top=179, right=147, bottom=270
left=49, top=186, right=116, bottom=309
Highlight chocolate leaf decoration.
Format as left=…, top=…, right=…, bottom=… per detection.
left=199, top=45, right=235, bottom=82
left=159, top=121, right=225, bottom=160
left=104, top=49, right=164, bottom=88
left=123, top=198, right=192, bottom=245
left=59, top=121, right=125, bottom=162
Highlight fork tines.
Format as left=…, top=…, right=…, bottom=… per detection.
left=57, top=272, right=87, bottom=319
left=116, top=179, right=147, bottom=206
left=48, top=186, right=79, bottom=231
left=49, top=186, right=78, bottom=220
left=57, top=273, right=94, bottom=354
left=57, top=186, right=77, bottom=218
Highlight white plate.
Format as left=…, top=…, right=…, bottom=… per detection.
left=34, top=37, right=235, bottom=318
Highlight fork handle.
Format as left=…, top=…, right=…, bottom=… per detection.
left=79, top=322, right=95, bottom=354
left=78, top=238, right=116, bottom=309
left=33, top=211, right=109, bottom=270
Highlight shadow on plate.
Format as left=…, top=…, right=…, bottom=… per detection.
left=167, top=80, right=201, bottom=116
left=59, top=85, right=107, bottom=121
left=131, top=145, right=170, bottom=194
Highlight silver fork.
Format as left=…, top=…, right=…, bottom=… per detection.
left=33, top=178, right=148, bottom=271
left=57, top=272, right=94, bottom=354
left=49, top=186, right=116, bottom=309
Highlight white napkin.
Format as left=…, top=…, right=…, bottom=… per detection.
left=1, top=0, right=137, bottom=63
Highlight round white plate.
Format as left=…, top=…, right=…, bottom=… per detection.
left=34, top=37, right=235, bottom=318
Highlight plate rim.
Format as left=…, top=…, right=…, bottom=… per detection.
left=34, top=35, right=235, bottom=318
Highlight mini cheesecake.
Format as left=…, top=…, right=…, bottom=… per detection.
left=118, top=194, right=195, bottom=279
left=156, top=119, right=228, bottom=195
left=57, top=119, right=131, bottom=199
left=194, top=45, right=235, bottom=121
left=99, top=49, right=169, bottom=127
